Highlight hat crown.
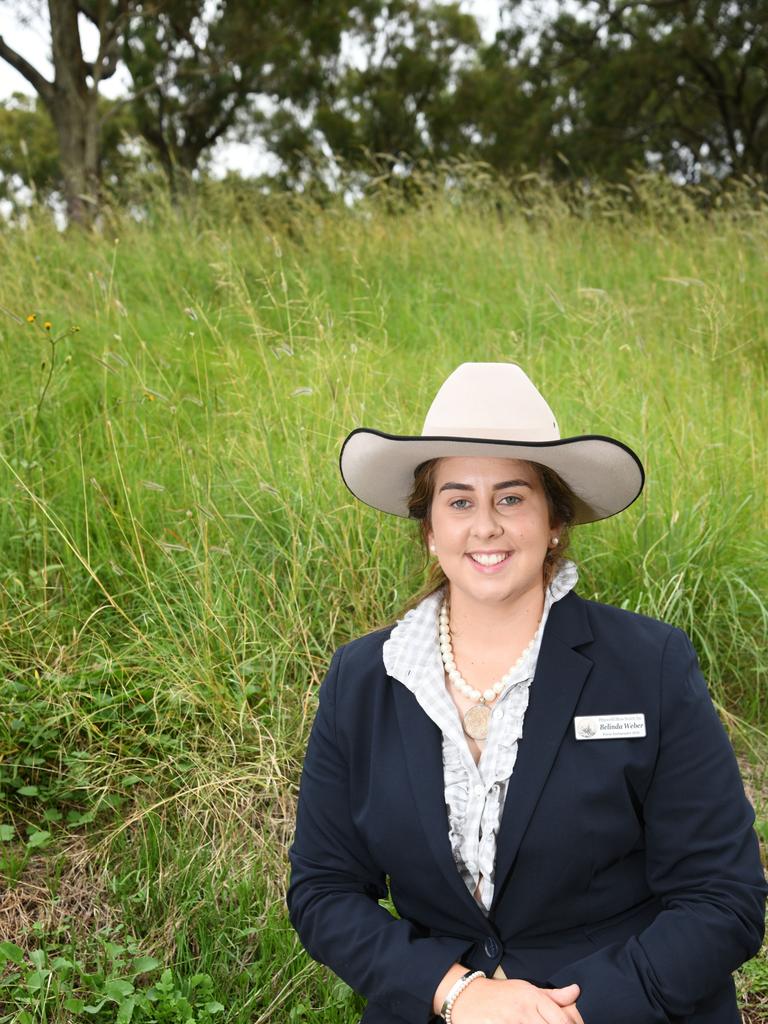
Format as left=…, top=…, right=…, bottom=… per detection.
left=422, top=362, right=560, bottom=442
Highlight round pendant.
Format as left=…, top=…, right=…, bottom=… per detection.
left=463, top=703, right=491, bottom=741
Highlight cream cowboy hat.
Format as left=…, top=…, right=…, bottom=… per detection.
left=339, top=363, right=644, bottom=524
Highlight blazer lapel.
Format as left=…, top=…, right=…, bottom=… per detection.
left=491, top=593, right=594, bottom=913
left=392, top=682, right=489, bottom=924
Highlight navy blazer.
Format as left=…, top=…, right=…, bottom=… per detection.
left=288, top=592, right=766, bottom=1024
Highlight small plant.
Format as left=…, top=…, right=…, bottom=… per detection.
left=22, top=313, right=80, bottom=460
left=0, top=306, right=81, bottom=579
left=741, top=953, right=768, bottom=996
left=0, top=924, right=226, bottom=1023
left=736, top=927, right=768, bottom=1022
left=0, top=817, right=51, bottom=885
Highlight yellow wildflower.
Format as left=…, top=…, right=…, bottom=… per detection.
left=43, top=321, right=52, bottom=331
left=26, top=314, right=36, bottom=323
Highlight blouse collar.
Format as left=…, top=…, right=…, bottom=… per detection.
left=383, top=559, right=579, bottom=688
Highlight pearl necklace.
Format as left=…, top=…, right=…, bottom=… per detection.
left=439, top=600, right=538, bottom=741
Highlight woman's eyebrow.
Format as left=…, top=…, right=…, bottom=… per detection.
left=494, top=479, right=532, bottom=490
left=437, top=479, right=532, bottom=493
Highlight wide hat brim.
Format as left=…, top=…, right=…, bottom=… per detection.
left=339, top=429, right=645, bottom=525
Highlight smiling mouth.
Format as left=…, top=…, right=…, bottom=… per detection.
left=468, top=552, right=511, bottom=567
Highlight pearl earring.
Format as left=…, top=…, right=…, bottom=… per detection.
left=430, top=544, right=436, bottom=553
left=551, top=537, right=559, bottom=546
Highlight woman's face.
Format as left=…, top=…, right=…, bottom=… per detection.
left=427, top=457, right=555, bottom=611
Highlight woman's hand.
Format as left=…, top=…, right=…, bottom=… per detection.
left=451, top=977, right=584, bottom=1024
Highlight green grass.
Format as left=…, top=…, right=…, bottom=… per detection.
left=0, top=169, right=766, bottom=1021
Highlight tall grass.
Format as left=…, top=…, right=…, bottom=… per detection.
left=0, top=170, right=766, bottom=1021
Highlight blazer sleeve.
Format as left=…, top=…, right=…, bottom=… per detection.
left=547, top=627, right=767, bottom=1023
left=287, top=646, right=470, bottom=1024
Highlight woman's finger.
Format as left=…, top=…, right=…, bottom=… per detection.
left=546, top=983, right=580, bottom=1006
left=536, top=998, right=572, bottom=1024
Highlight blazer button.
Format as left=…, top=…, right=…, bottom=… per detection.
left=484, top=937, right=499, bottom=958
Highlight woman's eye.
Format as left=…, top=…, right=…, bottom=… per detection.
left=499, top=495, right=522, bottom=506
left=450, top=498, right=471, bottom=509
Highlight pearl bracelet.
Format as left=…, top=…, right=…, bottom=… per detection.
left=440, top=969, right=485, bottom=1023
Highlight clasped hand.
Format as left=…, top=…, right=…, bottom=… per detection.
left=451, top=978, right=584, bottom=1024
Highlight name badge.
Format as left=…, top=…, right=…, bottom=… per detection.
left=574, top=714, right=646, bottom=740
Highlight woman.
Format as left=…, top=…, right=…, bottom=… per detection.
left=287, top=363, right=766, bottom=1024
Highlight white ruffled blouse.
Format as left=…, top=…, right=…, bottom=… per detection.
left=382, top=560, right=578, bottom=913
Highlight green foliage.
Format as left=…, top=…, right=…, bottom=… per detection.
left=737, top=915, right=768, bottom=1020
left=503, top=0, right=768, bottom=182
left=3, top=0, right=768, bottom=222
left=0, top=93, right=60, bottom=205
left=742, top=948, right=768, bottom=996
left=270, top=0, right=481, bottom=185
left=0, top=91, right=144, bottom=209
left=121, top=0, right=361, bottom=188
left=0, top=924, right=226, bottom=1023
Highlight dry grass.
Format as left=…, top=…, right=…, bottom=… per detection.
left=0, top=837, right=115, bottom=946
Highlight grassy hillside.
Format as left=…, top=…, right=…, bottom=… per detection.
left=0, top=173, right=766, bottom=1021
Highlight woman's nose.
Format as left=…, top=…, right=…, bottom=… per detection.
left=470, top=502, right=503, bottom=538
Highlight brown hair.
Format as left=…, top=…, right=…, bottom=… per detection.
left=402, top=457, right=577, bottom=610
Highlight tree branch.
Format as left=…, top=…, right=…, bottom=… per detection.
left=76, top=1, right=99, bottom=27
left=731, top=27, right=760, bottom=110
left=682, top=49, right=738, bottom=158
left=100, top=51, right=120, bottom=80
left=101, top=79, right=159, bottom=121
left=747, top=90, right=768, bottom=145
left=0, top=34, right=54, bottom=102
left=609, top=0, right=687, bottom=13
left=91, top=1, right=131, bottom=86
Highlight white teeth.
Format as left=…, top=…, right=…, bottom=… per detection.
left=470, top=552, right=507, bottom=566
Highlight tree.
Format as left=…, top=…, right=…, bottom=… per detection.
left=0, top=91, right=143, bottom=213
left=445, top=23, right=568, bottom=180
left=121, top=0, right=363, bottom=193
left=495, top=0, right=768, bottom=181
left=0, top=0, right=131, bottom=225
left=0, top=0, right=363, bottom=220
left=260, top=0, right=482, bottom=189
left=0, top=94, right=60, bottom=208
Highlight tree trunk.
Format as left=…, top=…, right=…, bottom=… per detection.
left=0, top=5, right=102, bottom=226
left=49, top=90, right=101, bottom=226
left=47, top=0, right=100, bottom=226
